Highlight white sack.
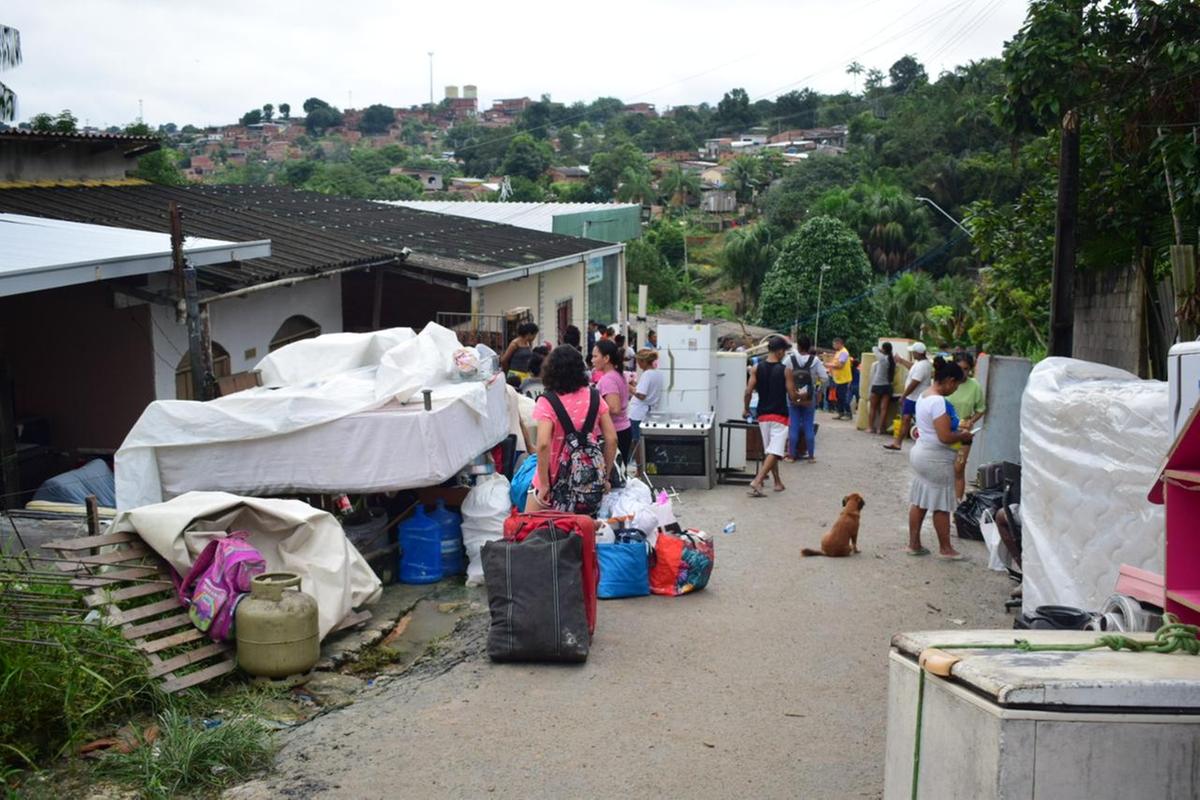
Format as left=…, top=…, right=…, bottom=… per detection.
left=979, top=509, right=1010, bottom=573
left=115, top=323, right=497, bottom=510
left=461, top=474, right=511, bottom=586
left=1020, top=358, right=1169, bottom=615
left=108, top=491, right=381, bottom=640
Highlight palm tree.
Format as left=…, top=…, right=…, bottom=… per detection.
left=616, top=166, right=656, bottom=206
left=1, top=25, right=20, bottom=122
left=728, top=155, right=762, bottom=204
left=659, top=165, right=702, bottom=209
left=846, top=61, right=864, bottom=93
left=723, top=222, right=778, bottom=312
left=883, top=272, right=936, bottom=338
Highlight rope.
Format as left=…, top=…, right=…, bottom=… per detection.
left=908, top=616, right=1198, bottom=799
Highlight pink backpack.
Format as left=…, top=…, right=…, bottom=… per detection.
left=175, top=531, right=266, bottom=642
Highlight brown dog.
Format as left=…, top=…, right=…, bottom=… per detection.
left=801, top=493, right=865, bottom=557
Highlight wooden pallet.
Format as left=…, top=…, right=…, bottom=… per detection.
left=43, top=531, right=237, bottom=693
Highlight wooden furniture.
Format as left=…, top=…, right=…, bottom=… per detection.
left=1148, top=403, right=1200, bottom=625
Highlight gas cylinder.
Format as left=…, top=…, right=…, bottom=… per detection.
left=235, top=572, right=319, bottom=678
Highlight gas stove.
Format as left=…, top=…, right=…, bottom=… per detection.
left=640, top=411, right=715, bottom=431
left=639, top=412, right=716, bottom=489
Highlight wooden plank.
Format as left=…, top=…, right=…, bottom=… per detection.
left=50, top=545, right=150, bottom=568
left=160, top=658, right=237, bottom=694
left=137, top=627, right=206, bottom=655
left=85, top=496, right=100, bottom=536
left=122, top=612, right=193, bottom=640
left=71, top=566, right=164, bottom=588
left=43, top=531, right=140, bottom=550
left=84, top=581, right=172, bottom=607
left=112, top=596, right=184, bottom=624
left=148, top=641, right=230, bottom=678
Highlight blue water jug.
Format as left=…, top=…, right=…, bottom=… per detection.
left=428, top=498, right=465, bottom=576
left=398, top=505, right=443, bottom=585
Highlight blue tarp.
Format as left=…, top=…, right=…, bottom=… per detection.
left=32, top=458, right=116, bottom=508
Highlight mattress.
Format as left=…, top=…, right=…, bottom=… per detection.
left=1020, top=358, right=1169, bottom=615
left=154, top=378, right=509, bottom=500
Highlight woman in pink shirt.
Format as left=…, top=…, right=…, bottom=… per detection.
left=592, top=338, right=633, bottom=470
left=531, top=345, right=617, bottom=510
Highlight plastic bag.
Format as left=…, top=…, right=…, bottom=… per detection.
left=624, top=477, right=653, bottom=507
left=649, top=529, right=714, bottom=596
left=509, top=454, right=537, bottom=511
left=594, top=520, right=616, bottom=545
left=461, top=474, right=512, bottom=586
left=596, top=541, right=651, bottom=599
left=978, top=509, right=1010, bottom=572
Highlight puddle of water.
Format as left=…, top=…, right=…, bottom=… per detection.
left=373, top=598, right=473, bottom=673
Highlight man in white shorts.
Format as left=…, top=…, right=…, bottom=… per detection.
left=743, top=336, right=796, bottom=497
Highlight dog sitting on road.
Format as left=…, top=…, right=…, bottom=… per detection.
left=801, top=493, right=865, bottom=557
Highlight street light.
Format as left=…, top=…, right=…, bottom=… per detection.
left=915, top=196, right=971, bottom=235
left=814, top=264, right=832, bottom=346
left=679, top=218, right=689, bottom=280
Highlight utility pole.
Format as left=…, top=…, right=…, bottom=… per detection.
left=813, top=264, right=832, bottom=346
left=1048, top=111, right=1080, bottom=359
left=170, top=202, right=211, bottom=401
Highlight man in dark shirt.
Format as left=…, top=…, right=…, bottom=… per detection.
left=743, top=336, right=797, bottom=497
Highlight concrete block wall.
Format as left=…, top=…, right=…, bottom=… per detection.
left=1073, top=265, right=1147, bottom=377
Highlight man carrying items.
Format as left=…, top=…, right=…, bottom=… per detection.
left=884, top=341, right=932, bottom=452
left=744, top=336, right=797, bottom=497
left=786, top=335, right=828, bottom=463
left=825, top=336, right=854, bottom=420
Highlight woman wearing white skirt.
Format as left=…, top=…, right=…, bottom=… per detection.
left=907, top=357, right=974, bottom=559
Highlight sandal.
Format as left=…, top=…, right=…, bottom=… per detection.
left=938, top=552, right=967, bottom=561
left=747, top=485, right=766, bottom=498
left=883, top=444, right=902, bottom=451
left=905, top=547, right=931, bottom=556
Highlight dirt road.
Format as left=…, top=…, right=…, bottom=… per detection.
left=228, top=417, right=1013, bottom=800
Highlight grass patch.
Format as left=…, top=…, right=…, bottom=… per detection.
left=345, top=644, right=403, bottom=675
left=96, top=709, right=273, bottom=800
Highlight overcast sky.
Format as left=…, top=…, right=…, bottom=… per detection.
left=5, top=0, right=1029, bottom=129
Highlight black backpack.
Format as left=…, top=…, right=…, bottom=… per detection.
left=790, top=354, right=816, bottom=407
left=543, top=390, right=606, bottom=516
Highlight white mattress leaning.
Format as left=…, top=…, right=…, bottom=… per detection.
left=1019, top=357, right=1169, bottom=615
left=116, top=323, right=508, bottom=510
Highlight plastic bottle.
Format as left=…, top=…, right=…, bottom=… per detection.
left=427, top=498, right=465, bottom=576
left=722, top=519, right=736, bottom=535
left=397, top=506, right=444, bottom=585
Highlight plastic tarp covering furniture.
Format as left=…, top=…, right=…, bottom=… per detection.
left=1020, top=358, right=1169, bottom=615
left=108, top=491, right=381, bottom=640
left=31, top=458, right=116, bottom=508
left=115, top=324, right=509, bottom=509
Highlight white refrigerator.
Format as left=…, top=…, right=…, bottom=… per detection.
left=1168, top=341, right=1200, bottom=436
left=656, top=324, right=718, bottom=416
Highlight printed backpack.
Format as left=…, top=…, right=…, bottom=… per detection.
left=543, top=389, right=606, bottom=516
left=790, top=353, right=817, bottom=407
left=174, top=530, right=266, bottom=642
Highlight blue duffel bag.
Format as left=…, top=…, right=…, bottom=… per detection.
left=596, top=540, right=650, bottom=599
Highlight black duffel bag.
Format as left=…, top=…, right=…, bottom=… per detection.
left=483, top=525, right=589, bottom=663
left=953, top=488, right=1005, bottom=541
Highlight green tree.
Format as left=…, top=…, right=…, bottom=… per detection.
left=121, top=120, right=184, bottom=185
left=714, top=87, right=755, bottom=132
left=722, top=222, right=779, bottom=312
left=728, top=155, right=763, bottom=204
left=373, top=173, right=424, bottom=200
left=880, top=271, right=936, bottom=338
left=774, top=88, right=820, bottom=129
left=500, top=132, right=553, bottom=181
left=615, top=166, right=656, bottom=205
left=305, top=105, right=342, bottom=135
left=278, top=102, right=291, bottom=119
left=239, top=108, right=263, bottom=126
left=1, top=24, right=19, bottom=121
left=888, top=55, right=928, bottom=93
left=262, top=103, right=274, bottom=122
left=761, top=154, right=859, bottom=230
left=358, top=104, right=395, bottom=135
left=846, top=61, right=864, bottom=93
left=659, top=165, right=702, bottom=209
left=587, top=142, right=647, bottom=198
left=758, top=216, right=879, bottom=351
left=304, top=162, right=373, bottom=197
left=626, top=238, right=681, bottom=307
left=645, top=220, right=686, bottom=267
left=557, top=125, right=577, bottom=158
left=31, top=109, right=77, bottom=133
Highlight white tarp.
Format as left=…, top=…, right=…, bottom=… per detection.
left=108, top=491, right=381, bottom=640
left=1020, top=358, right=1169, bottom=615
left=115, top=323, right=506, bottom=510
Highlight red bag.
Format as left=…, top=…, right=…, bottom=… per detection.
left=649, top=530, right=715, bottom=596
left=504, top=510, right=598, bottom=635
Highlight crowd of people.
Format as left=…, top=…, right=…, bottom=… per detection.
left=498, top=317, right=987, bottom=561
left=497, top=318, right=663, bottom=514
left=741, top=333, right=986, bottom=561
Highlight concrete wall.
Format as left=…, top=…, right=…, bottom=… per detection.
left=1073, top=265, right=1147, bottom=377
left=150, top=274, right=344, bottom=399
left=542, top=262, right=586, bottom=341
left=0, top=140, right=135, bottom=182
left=0, top=282, right=155, bottom=452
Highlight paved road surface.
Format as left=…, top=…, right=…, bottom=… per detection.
left=228, top=417, right=1013, bottom=800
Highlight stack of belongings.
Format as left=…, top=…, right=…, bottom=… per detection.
left=479, top=473, right=715, bottom=665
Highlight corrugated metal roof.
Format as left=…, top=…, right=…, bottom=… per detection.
left=387, top=200, right=640, bottom=233
left=0, top=128, right=160, bottom=144
left=0, top=213, right=270, bottom=298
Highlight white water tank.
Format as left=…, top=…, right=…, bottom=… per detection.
left=444, top=85, right=459, bottom=99
left=463, top=85, right=478, bottom=100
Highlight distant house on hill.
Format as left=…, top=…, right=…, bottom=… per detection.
left=623, top=102, right=657, bottom=118
left=548, top=165, right=589, bottom=184
left=391, top=167, right=443, bottom=191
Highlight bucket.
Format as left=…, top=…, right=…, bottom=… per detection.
left=398, top=505, right=443, bottom=584
left=428, top=498, right=465, bottom=576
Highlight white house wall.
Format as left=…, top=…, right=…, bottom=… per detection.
left=475, top=261, right=587, bottom=343
left=149, top=274, right=344, bottom=399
